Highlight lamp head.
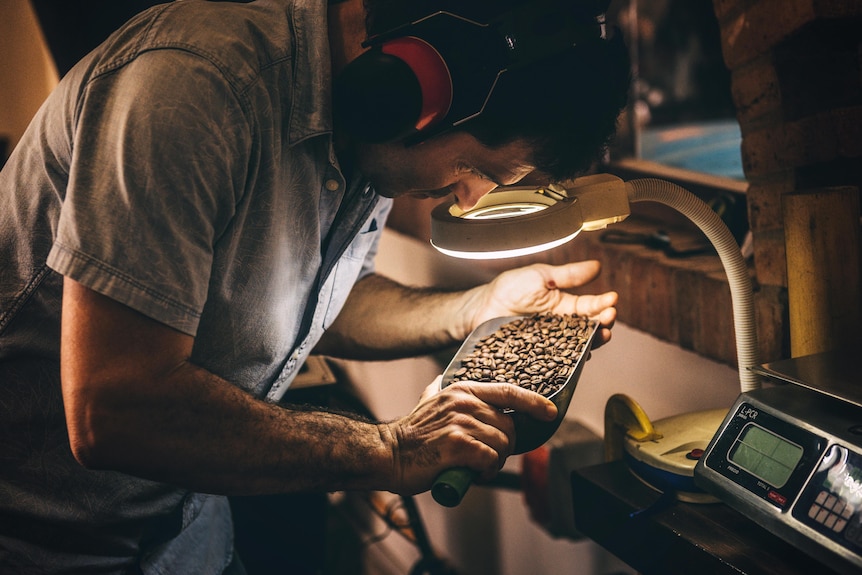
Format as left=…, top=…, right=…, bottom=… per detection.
left=430, top=173, right=630, bottom=259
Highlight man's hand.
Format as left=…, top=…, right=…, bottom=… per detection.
left=383, top=377, right=557, bottom=495
left=463, top=260, right=617, bottom=348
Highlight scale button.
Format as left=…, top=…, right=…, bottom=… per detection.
left=815, top=491, right=828, bottom=505
left=842, top=505, right=854, bottom=519
left=825, top=514, right=838, bottom=529
left=816, top=508, right=831, bottom=523
left=834, top=518, right=848, bottom=533
left=768, top=491, right=787, bottom=506
left=808, top=504, right=820, bottom=519
left=685, top=448, right=705, bottom=460
left=825, top=494, right=838, bottom=509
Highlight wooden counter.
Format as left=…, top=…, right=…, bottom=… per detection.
left=571, top=461, right=849, bottom=575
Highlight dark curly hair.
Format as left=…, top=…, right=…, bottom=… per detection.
left=362, top=0, right=632, bottom=181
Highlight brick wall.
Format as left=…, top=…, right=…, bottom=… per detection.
left=713, top=0, right=862, bottom=355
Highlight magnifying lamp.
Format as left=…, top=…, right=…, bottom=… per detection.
left=431, top=173, right=759, bottom=391
left=431, top=173, right=630, bottom=259
left=429, top=173, right=762, bottom=505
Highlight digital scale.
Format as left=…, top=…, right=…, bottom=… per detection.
left=694, top=350, right=862, bottom=575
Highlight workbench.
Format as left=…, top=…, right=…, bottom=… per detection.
left=571, top=461, right=851, bottom=575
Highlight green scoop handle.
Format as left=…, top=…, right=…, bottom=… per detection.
left=431, top=467, right=477, bottom=507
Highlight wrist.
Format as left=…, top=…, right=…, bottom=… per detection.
left=446, top=285, right=485, bottom=342
left=376, top=421, right=401, bottom=492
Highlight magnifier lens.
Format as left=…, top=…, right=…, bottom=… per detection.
left=462, top=202, right=549, bottom=220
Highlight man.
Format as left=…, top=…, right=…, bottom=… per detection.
left=0, top=0, right=630, bottom=572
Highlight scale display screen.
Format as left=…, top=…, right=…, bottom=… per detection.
left=701, top=400, right=824, bottom=509
left=729, top=424, right=804, bottom=488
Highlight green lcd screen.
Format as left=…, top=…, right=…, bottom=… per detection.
left=729, top=424, right=803, bottom=488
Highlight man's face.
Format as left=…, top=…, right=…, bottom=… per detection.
left=354, top=132, right=536, bottom=210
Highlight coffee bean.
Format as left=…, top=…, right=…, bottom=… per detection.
left=449, top=313, right=596, bottom=397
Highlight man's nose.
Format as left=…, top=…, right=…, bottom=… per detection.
left=450, top=178, right=498, bottom=211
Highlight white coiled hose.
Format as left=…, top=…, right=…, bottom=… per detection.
left=626, top=178, right=761, bottom=392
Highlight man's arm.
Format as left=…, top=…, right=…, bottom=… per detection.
left=315, top=261, right=618, bottom=360
left=60, top=278, right=555, bottom=495
left=60, top=278, right=395, bottom=495
left=314, top=274, right=473, bottom=359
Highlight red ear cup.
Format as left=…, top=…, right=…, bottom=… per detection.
left=334, top=36, right=452, bottom=143
left=379, top=36, right=452, bottom=132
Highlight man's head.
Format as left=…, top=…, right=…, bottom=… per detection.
left=340, top=0, right=631, bottom=182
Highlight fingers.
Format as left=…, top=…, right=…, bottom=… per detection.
left=459, top=381, right=557, bottom=422
left=540, top=263, right=618, bottom=338
left=540, top=260, right=602, bottom=290
left=539, top=261, right=616, bottom=308
left=585, top=301, right=616, bottom=349
left=573, top=291, right=618, bottom=319
left=392, top=381, right=557, bottom=493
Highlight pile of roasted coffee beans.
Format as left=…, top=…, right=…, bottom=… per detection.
left=449, top=313, right=596, bottom=397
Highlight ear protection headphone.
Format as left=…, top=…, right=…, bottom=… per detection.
left=333, top=0, right=611, bottom=144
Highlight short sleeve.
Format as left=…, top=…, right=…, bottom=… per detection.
left=47, top=49, right=252, bottom=335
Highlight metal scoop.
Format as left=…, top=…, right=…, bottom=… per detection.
left=431, top=314, right=600, bottom=507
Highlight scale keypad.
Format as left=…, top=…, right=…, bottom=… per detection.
left=794, top=444, right=862, bottom=554
left=807, top=490, right=853, bottom=535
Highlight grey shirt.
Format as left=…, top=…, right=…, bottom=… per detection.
left=0, top=0, right=391, bottom=572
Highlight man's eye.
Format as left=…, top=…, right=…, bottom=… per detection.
left=459, top=164, right=490, bottom=180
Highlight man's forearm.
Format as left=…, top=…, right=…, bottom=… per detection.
left=69, top=359, right=396, bottom=495
left=315, top=273, right=484, bottom=359
left=61, top=278, right=398, bottom=495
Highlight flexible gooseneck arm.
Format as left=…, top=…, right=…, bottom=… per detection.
left=626, top=178, right=761, bottom=393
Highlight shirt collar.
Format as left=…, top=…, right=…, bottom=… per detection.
left=286, top=0, right=336, bottom=146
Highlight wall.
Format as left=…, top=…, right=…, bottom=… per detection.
left=713, top=0, right=862, bottom=354
left=0, top=0, right=58, bottom=157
